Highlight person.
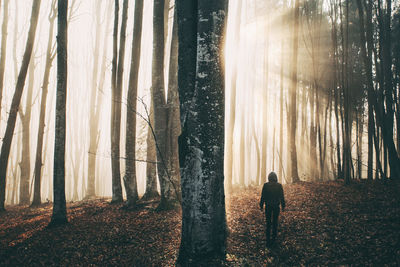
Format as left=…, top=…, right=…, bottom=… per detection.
left=259, top=172, right=285, bottom=247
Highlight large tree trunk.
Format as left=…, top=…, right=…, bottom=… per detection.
left=288, top=0, right=300, bottom=183
left=177, top=0, right=228, bottom=262
left=32, top=0, right=57, bottom=207
left=49, top=0, right=68, bottom=225
left=0, top=0, right=9, bottom=124
left=124, top=0, right=144, bottom=207
left=0, top=0, right=41, bottom=212
left=19, top=56, right=35, bottom=205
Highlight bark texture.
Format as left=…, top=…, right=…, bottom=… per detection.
left=177, top=0, right=228, bottom=262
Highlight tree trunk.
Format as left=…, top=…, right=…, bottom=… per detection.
left=32, top=0, right=56, bottom=207
left=239, top=111, right=245, bottom=186
left=279, top=0, right=286, bottom=183
left=124, top=0, right=144, bottom=207
left=288, top=0, right=300, bottom=183
left=225, top=0, right=242, bottom=193
left=261, top=30, right=269, bottom=184
left=164, top=8, right=181, bottom=203
left=142, top=100, right=159, bottom=200
left=86, top=1, right=109, bottom=198
left=19, top=56, right=35, bottom=205
left=177, top=0, right=228, bottom=262
left=111, top=0, right=127, bottom=203
left=0, top=0, right=40, bottom=212
left=49, top=0, right=68, bottom=225
left=152, top=0, right=178, bottom=209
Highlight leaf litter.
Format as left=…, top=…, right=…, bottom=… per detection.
left=0, top=180, right=399, bottom=266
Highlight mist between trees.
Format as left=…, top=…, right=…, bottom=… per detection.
left=0, top=0, right=399, bottom=261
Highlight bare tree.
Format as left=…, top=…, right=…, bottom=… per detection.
left=19, top=56, right=35, bottom=205
left=110, top=0, right=128, bottom=203
left=32, top=0, right=57, bottom=207
left=0, top=0, right=41, bottom=212
left=152, top=0, right=179, bottom=209
left=142, top=100, right=159, bottom=200
left=164, top=7, right=181, bottom=203
left=49, top=0, right=68, bottom=226
left=124, top=0, right=144, bottom=207
left=288, top=0, right=300, bottom=183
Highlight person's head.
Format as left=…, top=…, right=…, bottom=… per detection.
left=268, top=172, right=278, bottom=183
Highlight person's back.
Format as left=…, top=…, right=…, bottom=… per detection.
left=260, top=172, right=285, bottom=246
left=261, top=182, right=284, bottom=208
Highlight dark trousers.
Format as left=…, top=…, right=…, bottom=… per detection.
left=265, top=206, right=280, bottom=242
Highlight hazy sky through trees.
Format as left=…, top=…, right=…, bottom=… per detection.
left=1, top=0, right=399, bottom=204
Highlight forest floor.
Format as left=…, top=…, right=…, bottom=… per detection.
left=0, top=180, right=399, bottom=266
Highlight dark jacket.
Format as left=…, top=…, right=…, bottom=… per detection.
left=259, top=181, right=285, bottom=211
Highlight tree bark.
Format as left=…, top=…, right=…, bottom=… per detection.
left=124, top=0, right=144, bottom=206
left=0, top=0, right=41, bottom=212
left=177, top=0, right=228, bottom=262
left=49, top=0, right=68, bottom=225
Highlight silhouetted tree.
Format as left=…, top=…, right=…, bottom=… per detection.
left=32, top=0, right=57, bottom=207
left=124, top=0, right=144, bottom=207
left=49, top=0, right=68, bottom=226
left=0, top=0, right=41, bottom=212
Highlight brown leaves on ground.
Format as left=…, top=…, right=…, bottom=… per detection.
left=0, top=180, right=399, bottom=266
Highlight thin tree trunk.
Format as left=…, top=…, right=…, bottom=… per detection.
left=289, top=0, right=300, bottom=183
left=124, top=0, right=144, bottom=207
left=239, top=110, right=245, bottom=186
left=49, top=0, right=68, bottom=225
left=226, top=0, right=242, bottom=193
left=111, top=0, right=128, bottom=203
left=87, top=1, right=107, bottom=198
left=32, top=0, right=57, bottom=207
left=19, top=56, right=35, bottom=205
left=0, top=0, right=40, bottom=211
left=279, top=0, right=286, bottom=183
left=152, top=0, right=178, bottom=209
left=142, top=99, right=159, bottom=200
left=165, top=8, right=181, bottom=203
